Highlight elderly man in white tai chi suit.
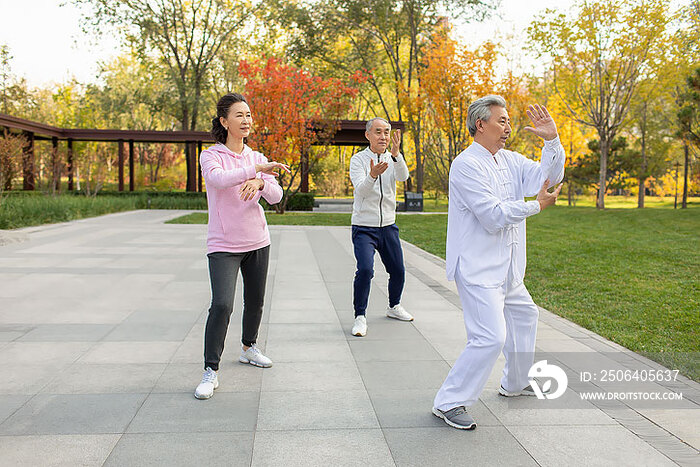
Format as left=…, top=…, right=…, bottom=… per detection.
left=432, top=95, right=565, bottom=430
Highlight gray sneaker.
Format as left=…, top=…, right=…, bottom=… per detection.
left=499, top=383, right=549, bottom=397
left=432, top=406, right=476, bottom=430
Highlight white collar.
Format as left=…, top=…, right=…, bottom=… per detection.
left=468, top=141, right=498, bottom=158
left=364, top=146, right=390, bottom=158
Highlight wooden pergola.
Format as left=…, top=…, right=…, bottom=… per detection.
left=0, top=114, right=404, bottom=192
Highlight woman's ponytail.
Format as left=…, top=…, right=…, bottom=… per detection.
left=211, top=115, right=227, bottom=144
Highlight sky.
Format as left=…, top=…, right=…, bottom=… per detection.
left=0, top=0, right=121, bottom=87
left=0, top=0, right=571, bottom=89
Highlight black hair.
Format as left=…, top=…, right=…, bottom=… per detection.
left=211, top=93, right=248, bottom=144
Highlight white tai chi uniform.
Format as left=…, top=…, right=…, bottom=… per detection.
left=433, top=137, right=565, bottom=411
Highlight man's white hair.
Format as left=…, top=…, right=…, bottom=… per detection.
left=467, top=95, right=507, bottom=137
left=366, top=117, right=391, bottom=132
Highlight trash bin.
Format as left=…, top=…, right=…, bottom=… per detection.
left=404, top=191, right=423, bottom=212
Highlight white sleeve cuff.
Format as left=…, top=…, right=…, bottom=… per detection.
left=544, top=135, right=561, bottom=147
left=526, top=200, right=541, bottom=216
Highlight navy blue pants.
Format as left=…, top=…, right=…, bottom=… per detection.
left=352, top=224, right=405, bottom=317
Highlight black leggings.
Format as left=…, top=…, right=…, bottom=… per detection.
left=204, top=246, right=270, bottom=371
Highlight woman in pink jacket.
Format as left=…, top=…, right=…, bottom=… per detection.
left=195, top=93, right=289, bottom=400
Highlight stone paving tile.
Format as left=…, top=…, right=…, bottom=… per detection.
left=257, top=390, right=379, bottom=431
left=40, top=363, right=166, bottom=395
left=0, top=434, right=121, bottom=467
left=508, top=425, right=677, bottom=466
left=261, top=361, right=365, bottom=392
left=17, top=324, right=115, bottom=342
left=383, top=426, right=539, bottom=466
left=77, top=341, right=181, bottom=364
left=0, top=395, right=31, bottom=425
left=348, top=337, right=443, bottom=362
left=263, top=339, right=355, bottom=363
left=0, top=393, right=147, bottom=435
left=127, top=392, right=259, bottom=433
left=250, top=429, right=395, bottom=467
left=104, top=432, right=254, bottom=466
left=357, top=360, right=451, bottom=391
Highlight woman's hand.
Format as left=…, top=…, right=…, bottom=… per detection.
left=255, top=162, right=291, bottom=177
left=239, top=178, right=264, bottom=201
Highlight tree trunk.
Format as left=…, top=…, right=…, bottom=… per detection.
left=637, top=177, right=645, bottom=208
left=412, top=121, right=423, bottom=193
left=638, top=103, right=647, bottom=209
left=182, top=112, right=197, bottom=192
left=185, top=142, right=197, bottom=192
left=300, top=149, right=309, bottom=193
left=567, top=181, right=573, bottom=206
left=682, top=143, right=689, bottom=209
left=596, top=137, right=609, bottom=209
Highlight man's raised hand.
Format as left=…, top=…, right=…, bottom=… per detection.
left=390, top=129, right=401, bottom=158
left=524, top=104, right=558, bottom=141
left=369, top=159, right=389, bottom=179
left=536, top=179, right=563, bottom=211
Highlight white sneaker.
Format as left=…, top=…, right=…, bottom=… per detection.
left=239, top=345, right=273, bottom=368
left=386, top=304, right=414, bottom=321
left=194, top=367, right=218, bottom=400
left=351, top=315, right=367, bottom=337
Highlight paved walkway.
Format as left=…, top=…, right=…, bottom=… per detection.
left=0, top=210, right=697, bottom=466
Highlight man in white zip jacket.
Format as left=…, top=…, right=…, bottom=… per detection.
left=432, top=95, right=565, bottom=430
left=349, top=117, right=412, bottom=337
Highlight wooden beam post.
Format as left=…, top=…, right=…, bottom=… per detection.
left=129, top=139, right=135, bottom=191
left=22, top=131, right=35, bottom=191
left=118, top=139, right=125, bottom=192
left=67, top=139, right=74, bottom=191
left=185, top=141, right=196, bottom=192
left=51, top=136, right=59, bottom=192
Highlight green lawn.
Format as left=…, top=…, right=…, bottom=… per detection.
left=169, top=207, right=699, bottom=381
left=420, top=194, right=700, bottom=212
left=0, top=193, right=207, bottom=230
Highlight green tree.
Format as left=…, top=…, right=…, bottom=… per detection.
left=95, top=54, right=185, bottom=186
left=627, top=77, right=675, bottom=208
left=0, top=131, right=26, bottom=194
left=0, top=44, right=31, bottom=116
left=268, top=0, right=497, bottom=192
left=75, top=0, right=257, bottom=190
left=575, top=136, right=630, bottom=193
left=408, top=24, right=496, bottom=195
left=97, top=54, right=177, bottom=131
left=529, top=0, right=672, bottom=209
left=677, top=67, right=700, bottom=208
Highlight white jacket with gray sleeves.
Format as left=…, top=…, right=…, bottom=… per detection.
left=349, top=147, right=410, bottom=227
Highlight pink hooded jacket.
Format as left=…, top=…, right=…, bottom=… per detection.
left=200, top=143, right=283, bottom=253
